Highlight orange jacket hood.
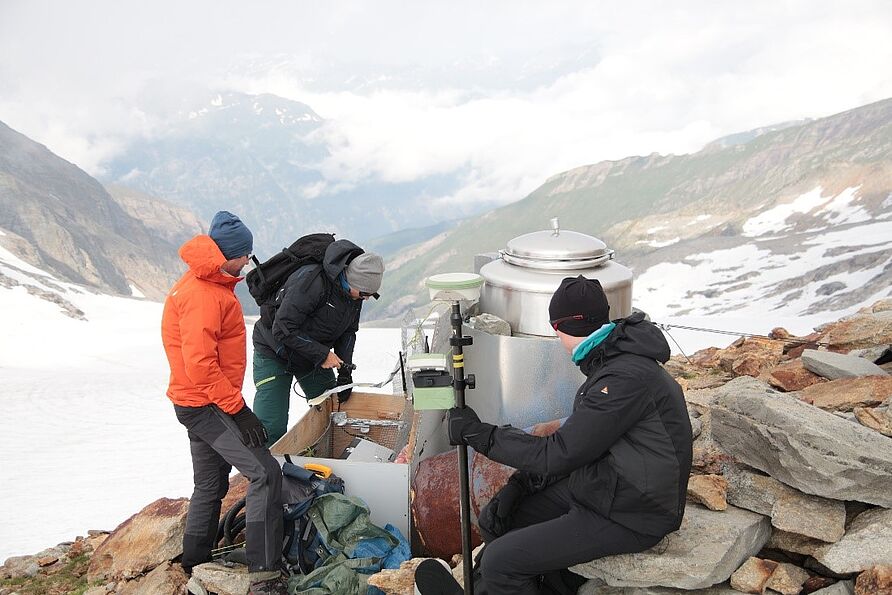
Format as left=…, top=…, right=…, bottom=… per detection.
left=179, top=235, right=242, bottom=288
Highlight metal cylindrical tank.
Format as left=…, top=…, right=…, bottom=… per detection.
left=479, top=218, right=633, bottom=337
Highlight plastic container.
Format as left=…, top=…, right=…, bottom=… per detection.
left=426, top=273, right=484, bottom=302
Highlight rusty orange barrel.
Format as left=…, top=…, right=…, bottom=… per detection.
left=411, top=418, right=562, bottom=558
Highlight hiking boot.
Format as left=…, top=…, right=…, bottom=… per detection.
left=248, top=575, right=289, bottom=595
left=414, top=558, right=462, bottom=595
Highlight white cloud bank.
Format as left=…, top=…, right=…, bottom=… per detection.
left=2, top=0, right=892, bottom=206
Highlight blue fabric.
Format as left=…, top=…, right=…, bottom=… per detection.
left=208, top=210, right=253, bottom=260
left=361, top=525, right=410, bottom=595
left=339, top=272, right=351, bottom=293
left=572, top=322, right=617, bottom=364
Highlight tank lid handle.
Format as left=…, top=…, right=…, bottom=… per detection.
left=550, top=217, right=560, bottom=236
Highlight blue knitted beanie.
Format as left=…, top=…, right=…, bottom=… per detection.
left=208, top=211, right=253, bottom=260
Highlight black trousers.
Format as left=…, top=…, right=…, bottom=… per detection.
left=174, top=404, right=284, bottom=573
left=476, top=479, right=662, bottom=595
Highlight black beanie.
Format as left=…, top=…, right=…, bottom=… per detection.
left=548, top=275, right=610, bottom=336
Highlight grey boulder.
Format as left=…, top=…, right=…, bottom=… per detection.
left=710, top=377, right=892, bottom=507
left=812, top=508, right=892, bottom=574
left=801, top=348, right=887, bottom=379
left=579, top=584, right=739, bottom=594
left=571, top=504, right=770, bottom=590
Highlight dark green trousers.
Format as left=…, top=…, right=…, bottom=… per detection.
left=252, top=351, right=336, bottom=447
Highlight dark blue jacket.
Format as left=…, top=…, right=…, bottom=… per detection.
left=486, top=312, right=693, bottom=537
left=253, top=240, right=363, bottom=375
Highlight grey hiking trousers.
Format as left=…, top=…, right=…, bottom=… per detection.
left=174, top=404, right=284, bottom=572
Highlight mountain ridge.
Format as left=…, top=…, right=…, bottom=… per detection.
left=0, top=121, right=202, bottom=301
left=363, top=97, right=892, bottom=322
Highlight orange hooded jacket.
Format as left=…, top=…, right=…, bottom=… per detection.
left=161, top=235, right=247, bottom=415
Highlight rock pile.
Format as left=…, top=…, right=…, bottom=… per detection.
left=571, top=300, right=892, bottom=594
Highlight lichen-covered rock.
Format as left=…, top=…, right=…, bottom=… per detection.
left=854, top=406, right=892, bottom=437
left=823, top=307, right=892, bottom=351
left=768, top=358, right=826, bottom=392
left=854, top=565, right=892, bottom=595
left=687, top=474, right=728, bottom=511
left=711, top=377, right=892, bottom=506
left=368, top=558, right=431, bottom=595
left=190, top=562, right=252, bottom=595
left=719, top=337, right=785, bottom=378
left=729, top=556, right=777, bottom=593
left=571, top=505, right=770, bottom=590
left=115, top=561, right=188, bottom=595
left=87, top=497, right=189, bottom=582
left=765, top=562, right=810, bottom=595
left=797, top=376, right=892, bottom=411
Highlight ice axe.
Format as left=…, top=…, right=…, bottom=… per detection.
left=424, top=273, right=484, bottom=595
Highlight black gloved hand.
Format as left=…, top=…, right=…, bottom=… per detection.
left=231, top=406, right=268, bottom=448
left=478, top=472, right=527, bottom=539
left=336, top=371, right=353, bottom=404
left=447, top=406, right=495, bottom=454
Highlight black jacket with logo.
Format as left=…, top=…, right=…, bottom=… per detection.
left=252, top=240, right=364, bottom=375
left=485, top=312, right=693, bottom=537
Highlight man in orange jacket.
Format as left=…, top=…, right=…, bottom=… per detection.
left=162, top=211, right=286, bottom=594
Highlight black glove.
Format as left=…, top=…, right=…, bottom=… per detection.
left=231, top=406, right=268, bottom=448
left=336, top=371, right=353, bottom=404
left=478, top=472, right=527, bottom=539
left=447, top=406, right=495, bottom=454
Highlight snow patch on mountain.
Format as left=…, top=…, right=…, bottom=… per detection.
left=635, top=217, right=892, bottom=352
left=741, top=186, right=864, bottom=237
left=637, top=237, right=680, bottom=248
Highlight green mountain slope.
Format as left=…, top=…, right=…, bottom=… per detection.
left=364, top=98, right=892, bottom=321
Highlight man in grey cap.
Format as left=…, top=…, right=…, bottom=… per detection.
left=251, top=239, right=385, bottom=446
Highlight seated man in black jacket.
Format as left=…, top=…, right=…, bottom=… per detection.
left=252, top=239, right=384, bottom=446
left=439, top=275, right=693, bottom=595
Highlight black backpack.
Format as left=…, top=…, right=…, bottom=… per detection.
left=213, top=462, right=345, bottom=575
left=280, top=462, right=346, bottom=574
left=246, top=233, right=335, bottom=327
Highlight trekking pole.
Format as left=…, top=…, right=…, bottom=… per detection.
left=450, top=301, right=475, bottom=594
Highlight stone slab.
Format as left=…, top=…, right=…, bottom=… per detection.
left=801, top=349, right=888, bottom=379
left=813, top=508, right=892, bottom=574
left=710, top=377, right=892, bottom=506
left=571, top=504, right=770, bottom=590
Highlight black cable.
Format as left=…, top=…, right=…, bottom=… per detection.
left=227, top=516, right=246, bottom=544
left=221, top=498, right=247, bottom=546
left=398, top=350, right=407, bottom=394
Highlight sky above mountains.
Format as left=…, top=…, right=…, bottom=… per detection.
left=2, top=0, right=892, bottom=209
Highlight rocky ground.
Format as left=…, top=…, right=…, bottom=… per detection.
left=3, top=302, right=892, bottom=595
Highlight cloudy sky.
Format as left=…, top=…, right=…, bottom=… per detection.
left=2, top=0, right=892, bottom=207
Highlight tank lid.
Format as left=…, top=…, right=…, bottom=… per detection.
left=502, top=218, right=612, bottom=269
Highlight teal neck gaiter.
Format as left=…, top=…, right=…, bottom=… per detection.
left=571, top=322, right=617, bottom=364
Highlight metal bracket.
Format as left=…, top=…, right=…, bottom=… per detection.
left=449, top=336, right=474, bottom=347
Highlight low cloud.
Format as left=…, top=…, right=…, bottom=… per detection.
left=2, top=0, right=891, bottom=206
